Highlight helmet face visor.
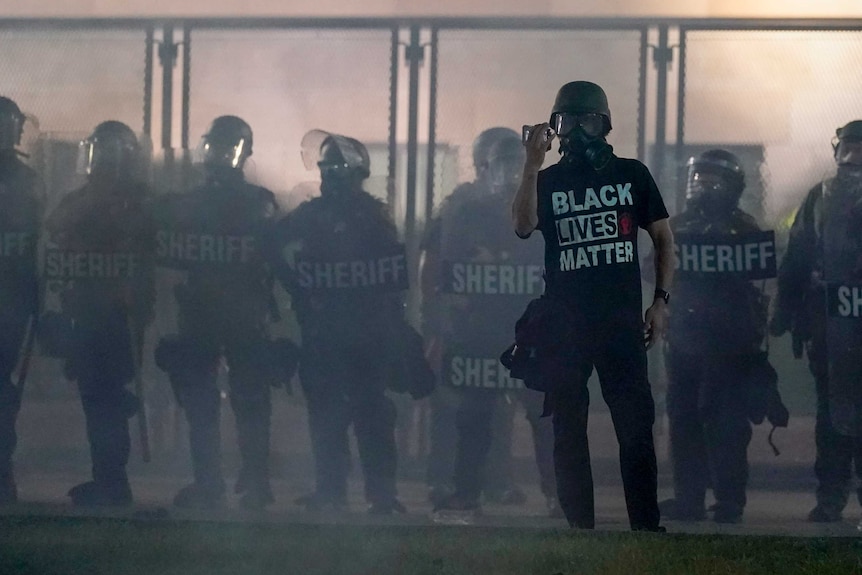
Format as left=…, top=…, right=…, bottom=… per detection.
left=488, top=154, right=523, bottom=190
left=686, top=170, right=732, bottom=201
left=835, top=137, right=862, bottom=168
left=76, top=137, right=138, bottom=178
left=0, top=113, right=23, bottom=151
left=196, top=136, right=249, bottom=170
left=301, top=129, right=368, bottom=174
left=552, top=112, right=605, bottom=138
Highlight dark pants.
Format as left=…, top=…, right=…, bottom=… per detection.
left=426, top=385, right=457, bottom=489
left=484, top=396, right=518, bottom=495
left=67, top=312, right=137, bottom=492
left=807, top=339, right=862, bottom=512
left=665, top=352, right=752, bottom=515
left=448, top=388, right=556, bottom=503
left=0, top=311, right=28, bottom=479
left=299, top=338, right=398, bottom=506
left=171, top=338, right=273, bottom=495
left=549, top=326, right=660, bottom=530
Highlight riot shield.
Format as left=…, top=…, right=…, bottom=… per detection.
left=821, top=175, right=862, bottom=437
left=436, top=188, right=545, bottom=393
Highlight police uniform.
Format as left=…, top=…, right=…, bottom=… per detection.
left=272, top=133, right=407, bottom=513
left=423, top=127, right=533, bottom=507
left=427, top=174, right=556, bottom=514
left=45, top=139, right=155, bottom=506
left=774, top=132, right=862, bottom=521
left=0, top=147, right=42, bottom=504
left=156, top=174, right=280, bottom=510
left=421, top=179, right=487, bottom=500
left=664, top=185, right=768, bottom=523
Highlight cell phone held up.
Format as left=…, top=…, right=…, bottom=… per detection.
left=522, top=125, right=555, bottom=147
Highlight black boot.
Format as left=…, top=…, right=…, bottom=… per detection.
left=68, top=480, right=132, bottom=507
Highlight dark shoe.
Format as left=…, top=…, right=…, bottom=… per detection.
left=432, top=493, right=481, bottom=513
left=713, top=506, right=743, bottom=524
left=547, top=496, right=565, bottom=519
left=484, top=487, right=527, bottom=506
left=172, top=483, right=226, bottom=510
left=632, top=525, right=666, bottom=533
left=294, top=492, right=347, bottom=512
left=569, top=520, right=595, bottom=529
left=0, top=472, right=17, bottom=505
left=659, top=498, right=706, bottom=521
left=807, top=504, right=842, bottom=523
left=68, top=481, right=132, bottom=507
left=368, top=498, right=407, bottom=515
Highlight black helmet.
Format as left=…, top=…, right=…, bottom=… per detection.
left=300, top=130, right=370, bottom=197
left=833, top=120, right=862, bottom=169
left=550, top=81, right=612, bottom=133
left=0, top=96, right=25, bottom=152
left=685, top=149, right=745, bottom=212
left=301, top=130, right=371, bottom=179
left=471, top=127, right=520, bottom=175
left=318, top=135, right=370, bottom=179
left=199, top=115, right=253, bottom=171
left=78, top=120, right=142, bottom=181
left=836, top=120, right=862, bottom=142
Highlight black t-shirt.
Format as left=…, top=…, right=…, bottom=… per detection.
left=532, top=156, right=668, bottom=326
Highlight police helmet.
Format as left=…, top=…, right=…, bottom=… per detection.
left=550, top=81, right=612, bottom=136
left=315, top=133, right=371, bottom=179
left=833, top=120, right=862, bottom=168
left=836, top=120, right=862, bottom=143
left=0, top=96, right=25, bottom=152
left=471, top=127, right=520, bottom=175
left=198, top=115, right=253, bottom=171
left=685, top=149, right=745, bottom=209
left=77, top=120, right=142, bottom=180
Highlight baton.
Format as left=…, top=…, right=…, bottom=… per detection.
left=127, top=314, right=151, bottom=463
left=15, top=313, right=38, bottom=392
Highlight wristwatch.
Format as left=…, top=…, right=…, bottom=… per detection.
left=654, top=288, right=670, bottom=305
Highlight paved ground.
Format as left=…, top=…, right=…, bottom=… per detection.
left=3, top=465, right=861, bottom=538
left=5, top=397, right=862, bottom=537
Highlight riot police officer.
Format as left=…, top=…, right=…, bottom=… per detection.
left=0, top=96, right=42, bottom=504
left=661, top=149, right=772, bottom=524
left=155, top=116, right=282, bottom=510
left=771, top=120, right=862, bottom=523
left=421, top=126, right=529, bottom=507
left=428, top=131, right=559, bottom=518
left=271, top=131, right=407, bottom=514
left=45, top=121, right=155, bottom=506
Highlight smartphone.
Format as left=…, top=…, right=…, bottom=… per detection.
left=522, top=125, right=554, bottom=145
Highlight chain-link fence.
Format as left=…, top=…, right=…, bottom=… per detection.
left=678, top=29, right=862, bottom=225
left=430, top=28, right=645, bottom=222
left=187, top=27, right=394, bottom=209
left=0, top=27, right=150, bottom=204
left=4, top=16, right=862, bottom=506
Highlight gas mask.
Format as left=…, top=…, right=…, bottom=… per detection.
left=552, top=112, right=613, bottom=170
